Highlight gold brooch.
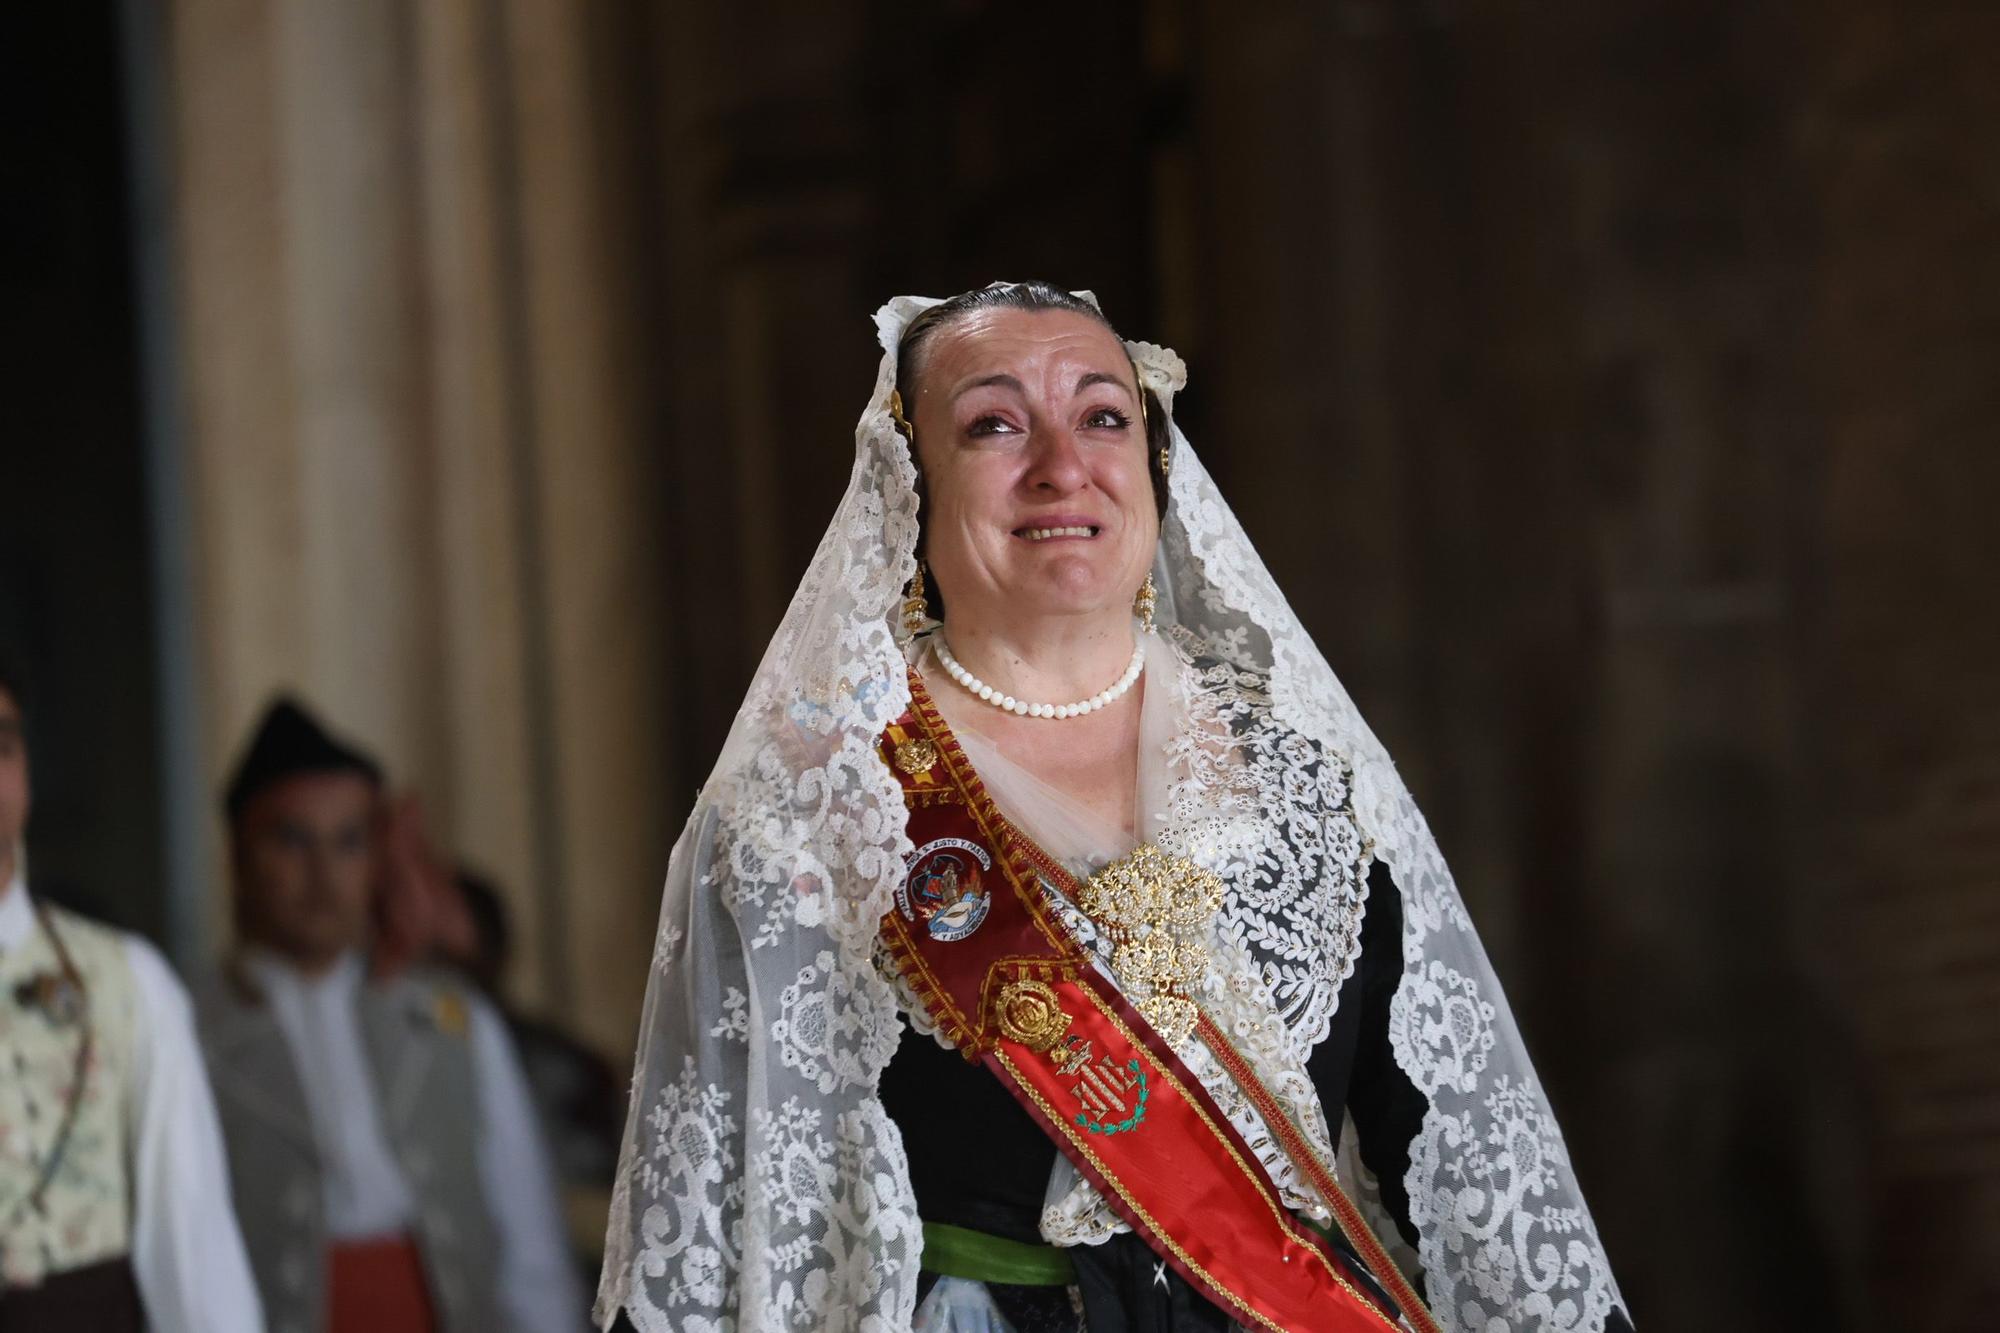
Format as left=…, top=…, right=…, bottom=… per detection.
left=995, top=979, right=1071, bottom=1053
left=893, top=736, right=940, bottom=776
left=1078, top=844, right=1222, bottom=1047
left=432, top=992, right=469, bottom=1037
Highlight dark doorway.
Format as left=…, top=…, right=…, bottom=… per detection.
left=0, top=3, right=164, bottom=939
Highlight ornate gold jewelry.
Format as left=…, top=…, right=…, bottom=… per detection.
left=1158, top=443, right=1171, bottom=478
left=1078, top=843, right=1222, bottom=1046
left=889, top=389, right=915, bottom=444
left=1134, top=572, right=1157, bottom=633
left=893, top=736, right=939, bottom=776
left=902, top=558, right=930, bottom=637
left=995, top=979, right=1072, bottom=1053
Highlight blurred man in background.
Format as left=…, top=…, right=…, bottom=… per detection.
left=197, top=698, right=582, bottom=1333
left=0, top=652, right=262, bottom=1332
left=434, top=866, right=623, bottom=1275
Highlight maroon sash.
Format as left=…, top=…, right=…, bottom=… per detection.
left=879, top=669, right=1436, bottom=1333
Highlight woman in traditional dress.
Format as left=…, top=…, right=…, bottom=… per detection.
left=597, top=284, right=1634, bottom=1332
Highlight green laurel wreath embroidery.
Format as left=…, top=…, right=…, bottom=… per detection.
left=1074, top=1060, right=1149, bottom=1135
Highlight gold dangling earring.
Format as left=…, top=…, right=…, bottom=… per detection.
left=1134, top=572, right=1157, bottom=633
left=889, top=390, right=915, bottom=446
left=903, top=558, right=931, bottom=637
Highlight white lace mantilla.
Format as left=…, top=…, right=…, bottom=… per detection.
left=599, top=294, right=1627, bottom=1332
left=1032, top=639, right=1366, bottom=1247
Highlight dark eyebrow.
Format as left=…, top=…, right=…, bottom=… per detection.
left=1075, top=370, right=1135, bottom=400
left=953, top=373, right=1025, bottom=400
left=952, top=370, right=1135, bottom=401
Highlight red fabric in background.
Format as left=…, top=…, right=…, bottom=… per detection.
left=327, top=1236, right=437, bottom=1333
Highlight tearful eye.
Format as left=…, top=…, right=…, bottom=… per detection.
left=1083, top=407, right=1133, bottom=431
left=967, top=415, right=1021, bottom=438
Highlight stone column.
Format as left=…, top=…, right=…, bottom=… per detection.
left=161, top=0, right=670, bottom=1042
left=492, top=0, right=667, bottom=1048
left=167, top=0, right=448, bottom=936
left=407, top=0, right=548, bottom=1004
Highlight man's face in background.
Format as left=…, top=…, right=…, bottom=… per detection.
left=231, top=771, right=378, bottom=971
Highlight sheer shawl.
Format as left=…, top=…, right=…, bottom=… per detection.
left=597, top=293, right=1626, bottom=1332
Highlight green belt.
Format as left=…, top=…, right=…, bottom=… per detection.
left=920, top=1221, right=1076, bottom=1287
left=919, top=1214, right=1336, bottom=1289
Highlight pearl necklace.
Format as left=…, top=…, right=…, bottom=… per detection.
left=934, top=634, right=1145, bottom=719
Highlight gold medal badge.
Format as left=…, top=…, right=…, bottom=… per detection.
left=996, top=978, right=1149, bottom=1135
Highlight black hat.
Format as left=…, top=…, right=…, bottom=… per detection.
left=224, top=697, right=383, bottom=821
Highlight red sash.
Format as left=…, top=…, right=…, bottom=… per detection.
left=878, top=669, right=1434, bottom=1333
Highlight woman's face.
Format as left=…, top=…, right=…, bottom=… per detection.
left=907, top=307, right=1157, bottom=631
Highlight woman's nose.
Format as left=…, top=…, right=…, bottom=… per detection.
left=1022, top=426, right=1090, bottom=493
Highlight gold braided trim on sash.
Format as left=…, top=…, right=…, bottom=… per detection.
left=881, top=675, right=1089, bottom=1057
left=1197, top=1012, right=1441, bottom=1333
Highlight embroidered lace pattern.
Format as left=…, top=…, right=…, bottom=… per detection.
left=1031, top=640, right=1363, bottom=1247
left=597, top=298, right=929, bottom=1332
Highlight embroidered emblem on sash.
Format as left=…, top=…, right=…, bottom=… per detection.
left=1072, top=1053, right=1148, bottom=1134
left=995, top=978, right=1149, bottom=1134
left=995, top=979, right=1070, bottom=1051
left=899, top=837, right=993, bottom=941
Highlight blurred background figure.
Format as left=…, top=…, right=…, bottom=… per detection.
left=0, top=651, right=262, bottom=1333
left=4, top=2, right=1998, bottom=1329
left=198, top=699, right=584, bottom=1333
left=434, top=866, right=624, bottom=1276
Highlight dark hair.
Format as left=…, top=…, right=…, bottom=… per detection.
left=454, top=866, right=513, bottom=996
left=895, top=282, right=1112, bottom=399
left=892, top=282, right=1170, bottom=618
left=0, top=642, right=29, bottom=721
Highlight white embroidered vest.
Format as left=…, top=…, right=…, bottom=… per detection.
left=0, top=903, right=138, bottom=1288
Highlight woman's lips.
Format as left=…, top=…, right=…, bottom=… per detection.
left=1015, top=524, right=1099, bottom=542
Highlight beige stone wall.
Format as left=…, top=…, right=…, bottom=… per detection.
left=162, top=0, right=666, bottom=1053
